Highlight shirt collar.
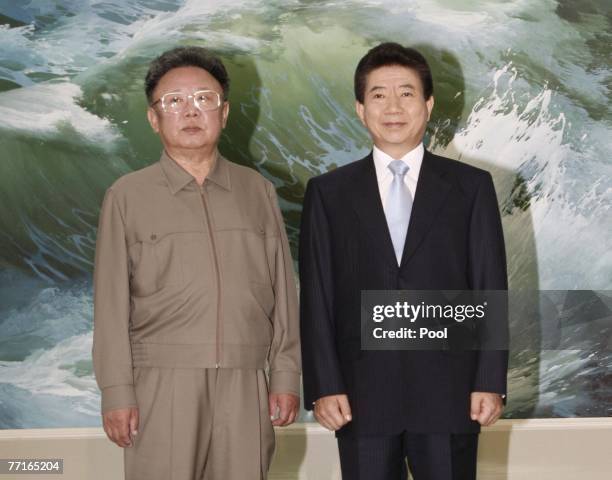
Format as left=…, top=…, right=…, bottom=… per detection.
left=159, top=150, right=231, bottom=194
left=372, top=143, right=424, bottom=180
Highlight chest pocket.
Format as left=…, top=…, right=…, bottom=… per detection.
left=128, top=231, right=201, bottom=297
left=215, top=222, right=273, bottom=286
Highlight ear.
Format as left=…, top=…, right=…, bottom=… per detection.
left=355, top=100, right=366, bottom=126
left=147, top=107, right=160, bottom=133
left=425, top=95, right=434, bottom=121
left=221, top=101, right=230, bottom=129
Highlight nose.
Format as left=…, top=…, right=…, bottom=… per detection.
left=184, top=96, right=200, bottom=117
left=386, top=92, right=402, bottom=112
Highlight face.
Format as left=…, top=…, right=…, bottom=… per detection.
left=147, top=66, right=229, bottom=152
left=356, top=65, right=434, bottom=157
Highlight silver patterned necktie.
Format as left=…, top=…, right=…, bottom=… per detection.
left=386, top=159, right=413, bottom=265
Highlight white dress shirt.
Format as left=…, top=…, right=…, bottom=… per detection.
left=372, top=143, right=424, bottom=215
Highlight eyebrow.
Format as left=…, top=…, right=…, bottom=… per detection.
left=368, top=83, right=417, bottom=93
left=164, top=87, right=214, bottom=94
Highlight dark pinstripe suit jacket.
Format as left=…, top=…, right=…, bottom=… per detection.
left=299, top=149, right=508, bottom=436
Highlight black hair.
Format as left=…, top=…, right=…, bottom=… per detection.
left=354, top=42, right=433, bottom=103
left=145, top=46, right=230, bottom=103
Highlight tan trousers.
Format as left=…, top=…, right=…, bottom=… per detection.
left=124, top=367, right=275, bottom=480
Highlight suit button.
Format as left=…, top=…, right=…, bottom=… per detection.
left=258, top=226, right=265, bottom=235
left=150, top=234, right=157, bottom=241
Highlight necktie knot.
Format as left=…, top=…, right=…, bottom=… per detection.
left=388, top=159, right=409, bottom=178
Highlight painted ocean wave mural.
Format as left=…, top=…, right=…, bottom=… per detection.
left=0, top=0, right=610, bottom=427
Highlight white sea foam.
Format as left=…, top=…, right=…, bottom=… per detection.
left=0, top=0, right=269, bottom=80
left=0, top=333, right=99, bottom=416
left=0, top=82, right=121, bottom=147
left=433, top=62, right=611, bottom=289
left=0, top=282, right=92, bottom=341
left=0, top=278, right=98, bottom=423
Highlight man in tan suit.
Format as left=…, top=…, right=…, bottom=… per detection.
left=93, top=46, right=301, bottom=480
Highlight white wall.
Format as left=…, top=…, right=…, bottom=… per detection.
left=1, top=419, right=611, bottom=479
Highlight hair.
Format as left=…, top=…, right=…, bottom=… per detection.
left=145, top=46, right=230, bottom=104
left=354, top=42, right=433, bottom=103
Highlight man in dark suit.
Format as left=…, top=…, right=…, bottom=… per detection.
left=299, top=43, right=508, bottom=479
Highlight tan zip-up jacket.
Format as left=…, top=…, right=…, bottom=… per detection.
left=93, top=151, right=301, bottom=413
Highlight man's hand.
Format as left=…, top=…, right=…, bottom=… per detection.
left=314, top=394, right=352, bottom=431
left=470, top=392, right=503, bottom=426
left=269, top=393, right=300, bottom=426
left=102, top=407, right=139, bottom=448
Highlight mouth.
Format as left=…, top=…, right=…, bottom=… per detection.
left=382, top=122, right=407, bottom=128
left=182, top=126, right=203, bottom=133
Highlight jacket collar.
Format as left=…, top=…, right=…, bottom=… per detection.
left=159, top=149, right=231, bottom=194
left=348, top=148, right=451, bottom=270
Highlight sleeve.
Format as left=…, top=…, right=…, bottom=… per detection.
left=92, top=188, right=137, bottom=413
left=468, top=172, right=509, bottom=396
left=266, top=183, right=302, bottom=396
left=298, top=179, right=346, bottom=410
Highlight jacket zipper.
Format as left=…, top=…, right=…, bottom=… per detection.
left=200, top=184, right=222, bottom=368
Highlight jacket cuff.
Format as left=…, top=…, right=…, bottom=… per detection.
left=101, top=385, right=138, bottom=414
left=269, top=371, right=301, bottom=396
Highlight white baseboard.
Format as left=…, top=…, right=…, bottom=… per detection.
left=1, top=419, right=611, bottom=479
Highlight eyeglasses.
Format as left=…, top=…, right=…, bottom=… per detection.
left=151, top=90, right=223, bottom=114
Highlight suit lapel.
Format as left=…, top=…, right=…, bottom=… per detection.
left=400, top=149, right=452, bottom=268
left=348, top=153, right=398, bottom=269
